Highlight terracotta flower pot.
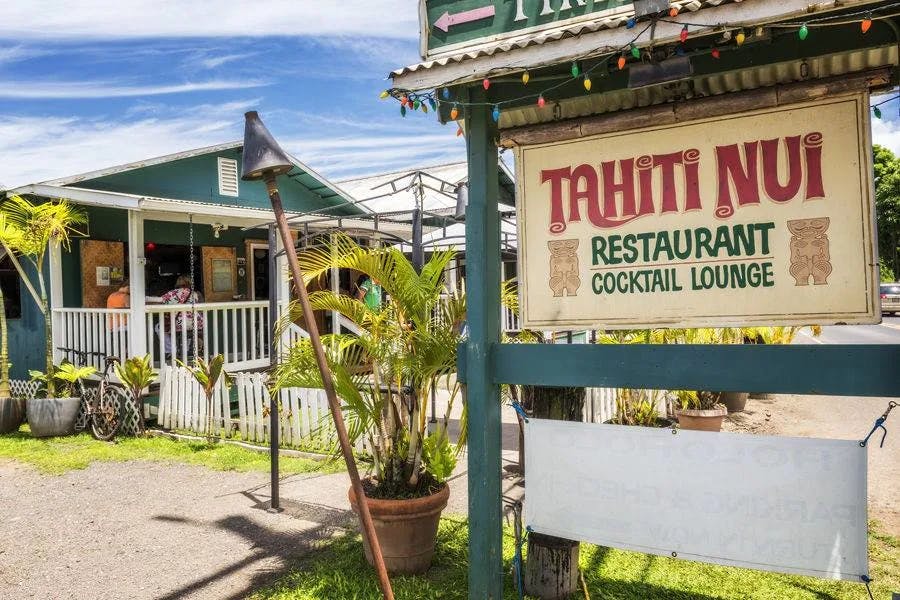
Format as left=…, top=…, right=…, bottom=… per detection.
left=0, top=397, right=25, bottom=434
left=675, top=406, right=728, bottom=432
left=720, top=391, right=750, bottom=413
left=26, top=397, right=81, bottom=438
left=348, top=483, right=450, bottom=575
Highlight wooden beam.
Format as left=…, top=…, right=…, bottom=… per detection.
left=500, top=68, right=892, bottom=147
left=463, top=87, right=504, bottom=600
left=457, top=343, right=900, bottom=398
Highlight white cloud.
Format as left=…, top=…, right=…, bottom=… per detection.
left=0, top=78, right=269, bottom=99
left=0, top=101, right=251, bottom=187
left=872, top=115, right=900, bottom=156
left=0, top=1, right=419, bottom=40
left=0, top=101, right=465, bottom=189
left=193, top=53, right=255, bottom=70
left=0, top=44, right=50, bottom=63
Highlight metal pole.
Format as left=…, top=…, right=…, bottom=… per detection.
left=267, top=224, right=280, bottom=511
left=429, top=382, right=437, bottom=425
left=411, top=207, right=424, bottom=273
left=264, top=175, right=395, bottom=600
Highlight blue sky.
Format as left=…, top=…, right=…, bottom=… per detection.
left=0, top=1, right=466, bottom=188
left=0, top=1, right=897, bottom=189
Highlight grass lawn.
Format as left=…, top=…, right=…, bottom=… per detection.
left=251, top=518, right=899, bottom=599
left=0, top=428, right=343, bottom=475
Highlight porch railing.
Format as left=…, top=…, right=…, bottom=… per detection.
left=52, top=308, right=131, bottom=371
left=146, top=301, right=271, bottom=372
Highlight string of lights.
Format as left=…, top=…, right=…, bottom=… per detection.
left=382, top=3, right=900, bottom=131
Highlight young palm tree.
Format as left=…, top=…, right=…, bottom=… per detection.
left=1, top=195, right=87, bottom=397
left=273, top=233, right=466, bottom=496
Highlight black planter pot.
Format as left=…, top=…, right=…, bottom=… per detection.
left=26, top=397, right=81, bottom=437
left=0, top=397, right=25, bottom=434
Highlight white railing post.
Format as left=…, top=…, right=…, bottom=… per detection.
left=128, top=210, right=147, bottom=358
left=49, top=240, right=64, bottom=364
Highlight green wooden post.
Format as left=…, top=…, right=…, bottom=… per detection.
left=464, top=87, right=503, bottom=599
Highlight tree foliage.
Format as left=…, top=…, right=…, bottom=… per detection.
left=874, top=144, right=900, bottom=281
left=273, top=234, right=465, bottom=496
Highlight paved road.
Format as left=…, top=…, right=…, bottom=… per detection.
left=795, top=315, right=900, bottom=345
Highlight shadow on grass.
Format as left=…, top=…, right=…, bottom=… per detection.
left=588, top=577, right=722, bottom=600
left=151, top=509, right=343, bottom=600
left=788, top=584, right=840, bottom=600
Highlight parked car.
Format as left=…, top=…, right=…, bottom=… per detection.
left=881, top=282, right=900, bottom=316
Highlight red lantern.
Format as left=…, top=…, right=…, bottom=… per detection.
left=711, top=48, right=720, bottom=59
left=145, top=242, right=156, bottom=252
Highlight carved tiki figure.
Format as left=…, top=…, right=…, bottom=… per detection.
left=547, top=239, right=581, bottom=297
left=787, top=217, right=832, bottom=286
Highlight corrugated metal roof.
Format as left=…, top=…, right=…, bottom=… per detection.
left=496, top=46, right=898, bottom=130
left=390, top=0, right=888, bottom=91
left=338, top=160, right=516, bottom=216
left=40, top=140, right=363, bottom=216
left=392, top=0, right=735, bottom=83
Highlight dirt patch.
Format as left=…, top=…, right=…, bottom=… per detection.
left=0, top=460, right=346, bottom=600
left=724, top=394, right=900, bottom=535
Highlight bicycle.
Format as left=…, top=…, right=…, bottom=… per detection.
left=56, top=347, right=122, bottom=441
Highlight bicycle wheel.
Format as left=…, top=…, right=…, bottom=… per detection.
left=90, top=384, right=121, bottom=441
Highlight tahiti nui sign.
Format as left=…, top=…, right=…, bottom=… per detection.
left=515, top=93, right=880, bottom=330
left=421, top=0, right=635, bottom=58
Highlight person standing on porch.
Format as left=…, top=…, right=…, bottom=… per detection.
left=157, top=275, right=203, bottom=355
left=106, top=281, right=129, bottom=328
left=356, top=275, right=382, bottom=311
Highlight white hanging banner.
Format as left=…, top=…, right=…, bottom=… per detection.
left=525, top=419, right=868, bottom=581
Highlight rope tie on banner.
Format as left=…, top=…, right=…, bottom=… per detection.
left=502, top=495, right=528, bottom=600
left=860, top=575, right=874, bottom=599
left=859, top=401, right=897, bottom=448
left=511, top=400, right=529, bottom=423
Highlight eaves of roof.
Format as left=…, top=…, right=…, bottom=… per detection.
left=390, top=0, right=887, bottom=91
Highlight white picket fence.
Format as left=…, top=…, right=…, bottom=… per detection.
left=157, top=366, right=231, bottom=435
left=156, top=367, right=366, bottom=452
left=584, top=387, right=617, bottom=424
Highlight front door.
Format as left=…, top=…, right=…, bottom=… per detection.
left=201, top=246, right=236, bottom=302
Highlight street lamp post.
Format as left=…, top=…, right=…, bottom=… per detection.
left=241, top=111, right=394, bottom=600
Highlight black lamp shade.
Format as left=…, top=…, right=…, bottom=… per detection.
left=241, top=111, right=294, bottom=181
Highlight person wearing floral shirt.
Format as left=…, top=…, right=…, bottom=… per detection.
left=157, top=275, right=203, bottom=354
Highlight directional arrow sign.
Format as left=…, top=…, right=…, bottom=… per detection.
left=433, top=5, right=497, bottom=33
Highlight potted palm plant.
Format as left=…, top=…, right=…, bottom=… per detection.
left=673, top=389, right=728, bottom=431
left=115, top=355, right=157, bottom=435
left=596, top=329, right=679, bottom=427
left=274, top=234, right=465, bottom=574
left=28, top=363, right=96, bottom=437
left=1, top=195, right=87, bottom=436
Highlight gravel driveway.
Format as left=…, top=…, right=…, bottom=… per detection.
left=0, top=461, right=352, bottom=600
